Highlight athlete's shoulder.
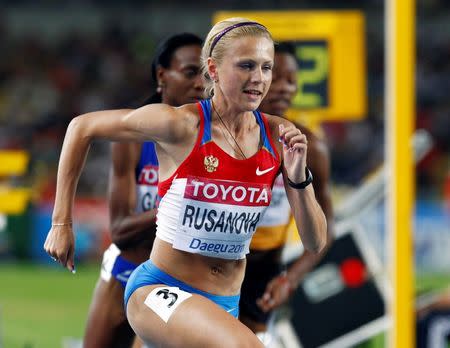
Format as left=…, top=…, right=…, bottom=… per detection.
left=293, top=121, right=318, bottom=142
left=174, top=103, right=202, bottom=128
left=259, top=112, right=295, bottom=134
left=290, top=121, right=329, bottom=167
left=148, top=103, right=200, bottom=143
left=293, top=121, right=327, bottom=153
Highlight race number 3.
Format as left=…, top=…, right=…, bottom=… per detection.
left=144, top=286, right=192, bottom=323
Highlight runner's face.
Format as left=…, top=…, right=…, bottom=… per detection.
left=216, top=36, right=274, bottom=111
left=259, top=52, right=298, bottom=117
left=160, top=44, right=204, bottom=106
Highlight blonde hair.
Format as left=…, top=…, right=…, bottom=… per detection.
left=201, top=17, right=273, bottom=97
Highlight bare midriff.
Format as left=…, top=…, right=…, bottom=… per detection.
left=150, top=237, right=246, bottom=296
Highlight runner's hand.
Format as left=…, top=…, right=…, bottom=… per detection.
left=279, top=124, right=308, bottom=183
left=256, top=273, right=293, bottom=312
left=44, top=225, right=76, bottom=273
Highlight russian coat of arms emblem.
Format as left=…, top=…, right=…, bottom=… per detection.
left=204, top=155, right=219, bottom=173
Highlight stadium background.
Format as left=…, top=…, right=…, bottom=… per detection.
left=0, top=0, right=449, bottom=347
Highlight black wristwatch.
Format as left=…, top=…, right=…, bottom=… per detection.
left=287, top=167, right=313, bottom=189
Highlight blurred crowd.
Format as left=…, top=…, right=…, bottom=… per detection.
left=0, top=22, right=154, bottom=197
left=0, top=3, right=448, bottom=204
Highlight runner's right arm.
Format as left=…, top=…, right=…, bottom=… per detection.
left=44, top=104, right=190, bottom=271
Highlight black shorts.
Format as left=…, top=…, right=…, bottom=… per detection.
left=240, top=247, right=283, bottom=324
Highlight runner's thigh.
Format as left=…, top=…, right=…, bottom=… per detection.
left=84, top=278, right=135, bottom=348
left=127, top=285, right=263, bottom=348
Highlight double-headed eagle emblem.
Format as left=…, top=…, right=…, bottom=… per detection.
left=204, top=155, right=219, bottom=173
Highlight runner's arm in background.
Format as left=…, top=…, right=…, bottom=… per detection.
left=257, top=131, right=334, bottom=312
left=109, top=142, right=157, bottom=250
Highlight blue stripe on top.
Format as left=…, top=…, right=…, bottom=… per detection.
left=199, top=99, right=212, bottom=145
left=135, top=141, right=159, bottom=181
left=253, top=109, right=277, bottom=159
left=198, top=99, right=277, bottom=158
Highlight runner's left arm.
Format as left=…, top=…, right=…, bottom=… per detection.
left=278, top=121, right=327, bottom=253
left=284, top=134, right=334, bottom=288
